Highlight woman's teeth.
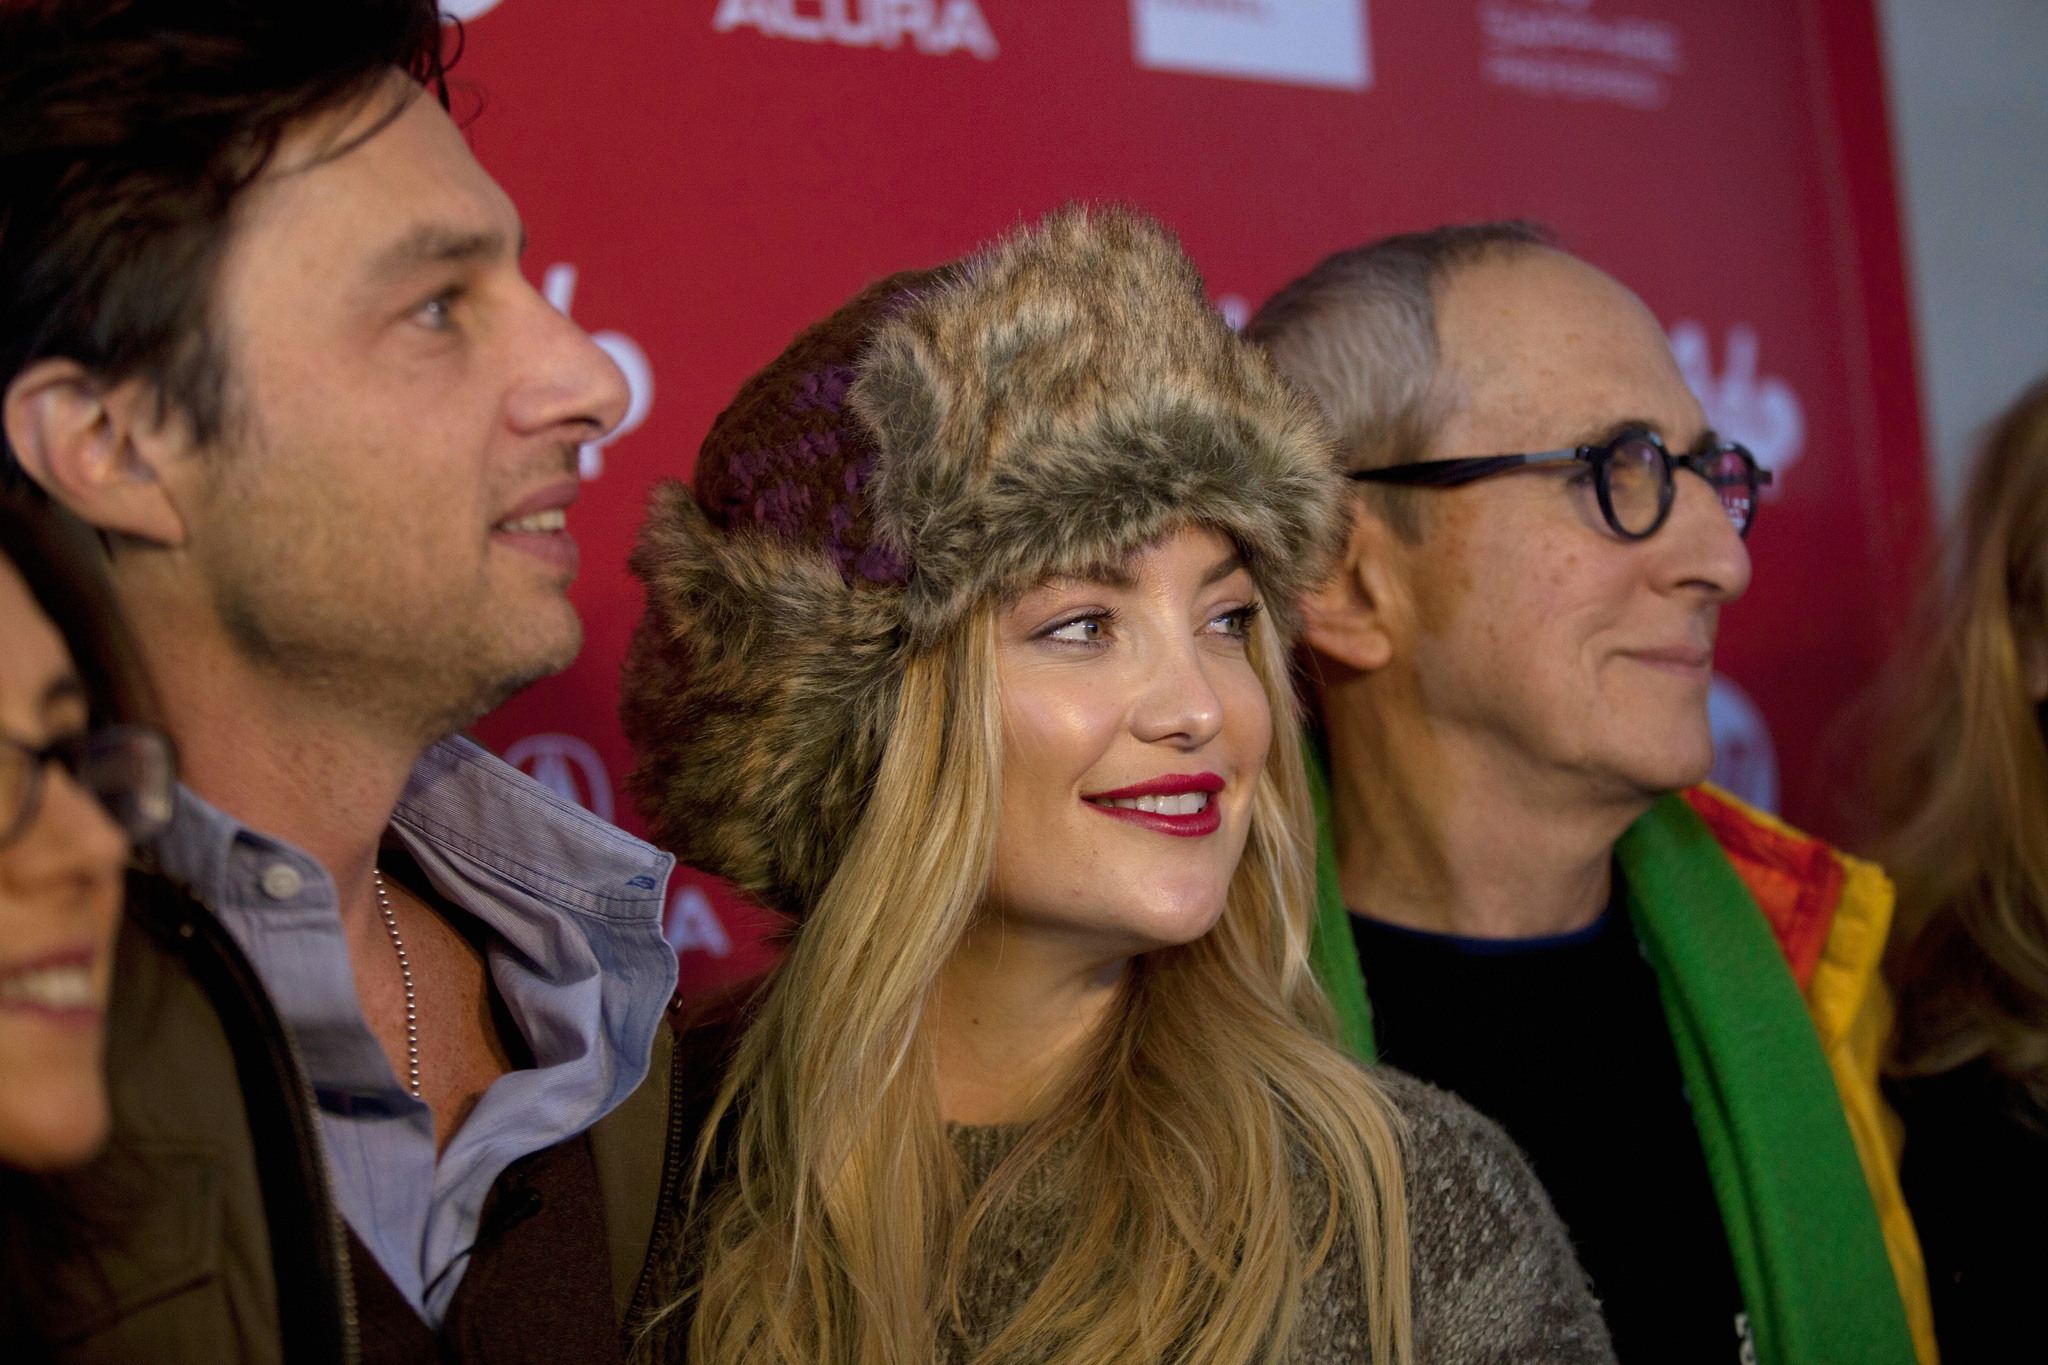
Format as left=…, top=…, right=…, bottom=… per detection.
left=498, top=509, right=567, bottom=534
left=1098, top=792, right=1211, bottom=815
left=0, top=964, right=95, bottom=1010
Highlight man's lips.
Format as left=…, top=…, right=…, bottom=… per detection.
left=492, top=478, right=581, bottom=573
left=1082, top=771, right=1226, bottom=838
left=1622, top=645, right=1713, bottom=675
left=0, top=945, right=102, bottom=1025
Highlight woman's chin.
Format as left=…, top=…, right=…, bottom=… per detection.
left=0, top=1082, right=109, bottom=1172
left=1116, top=889, right=1234, bottom=954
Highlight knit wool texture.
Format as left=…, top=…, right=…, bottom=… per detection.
left=621, top=206, right=1347, bottom=918
left=938, top=1068, right=1613, bottom=1365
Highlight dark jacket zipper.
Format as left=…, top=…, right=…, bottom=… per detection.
left=624, top=1011, right=692, bottom=1332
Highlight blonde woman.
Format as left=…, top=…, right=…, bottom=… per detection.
left=620, top=207, right=1610, bottom=1365
left=1871, top=374, right=2048, bottom=1362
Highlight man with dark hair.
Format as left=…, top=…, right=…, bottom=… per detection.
left=2, top=5, right=684, bottom=1360
left=1250, top=230, right=1936, bottom=1365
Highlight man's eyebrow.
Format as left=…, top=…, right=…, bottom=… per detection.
left=364, top=223, right=510, bottom=284
left=1579, top=417, right=1667, bottom=447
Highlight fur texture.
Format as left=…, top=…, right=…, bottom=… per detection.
left=623, top=206, right=1345, bottom=917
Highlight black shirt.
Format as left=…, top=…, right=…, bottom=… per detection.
left=1889, top=1059, right=2048, bottom=1364
left=1352, top=870, right=1749, bottom=1365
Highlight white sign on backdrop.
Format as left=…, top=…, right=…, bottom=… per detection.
left=1669, top=320, right=1806, bottom=498
left=666, top=885, right=735, bottom=958
left=712, top=0, right=1000, bottom=60
left=1132, top=0, right=1371, bottom=92
left=1478, top=0, right=1683, bottom=111
left=1707, top=674, right=1778, bottom=815
left=504, top=733, right=616, bottom=824
left=543, top=264, right=653, bottom=481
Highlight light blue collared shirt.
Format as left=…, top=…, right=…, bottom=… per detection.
left=155, top=736, right=677, bottom=1327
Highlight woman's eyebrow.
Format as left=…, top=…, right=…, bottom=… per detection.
left=1055, top=560, right=1139, bottom=590
left=1201, top=553, right=1245, bottom=587
left=37, top=673, right=86, bottom=723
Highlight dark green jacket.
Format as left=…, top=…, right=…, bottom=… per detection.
left=31, top=872, right=683, bottom=1364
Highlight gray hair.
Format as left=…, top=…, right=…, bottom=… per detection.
left=1245, top=221, right=1553, bottom=536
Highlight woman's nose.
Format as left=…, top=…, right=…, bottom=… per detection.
left=4, top=766, right=129, bottom=896
left=1129, top=643, right=1226, bottom=750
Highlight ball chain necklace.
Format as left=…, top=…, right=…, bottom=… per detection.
left=371, top=869, right=421, bottom=1099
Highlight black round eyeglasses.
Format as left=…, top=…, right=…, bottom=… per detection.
left=0, top=724, right=178, bottom=849
left=1349, top=428, right=1772, bottom=540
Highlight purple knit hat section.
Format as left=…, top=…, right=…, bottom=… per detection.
left=691, top=270, right=946, bottom=587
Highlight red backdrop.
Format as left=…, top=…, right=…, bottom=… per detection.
left=452, top=0, right=1930, bottom=996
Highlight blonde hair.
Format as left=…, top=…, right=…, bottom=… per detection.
left=661, top=581, right=1412, bottom=1365
left=1875, top=374, right=2048, bottom=1110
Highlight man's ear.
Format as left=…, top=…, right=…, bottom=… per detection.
left=4, top=359, right=191, bottom=546
left=1301, top=500, right=1407, bottom=675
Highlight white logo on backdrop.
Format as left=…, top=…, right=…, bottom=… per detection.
left=712, top=0, right=999, bottom=60
left=1132, top=0, right=1371, bottom=92
left=1707, top=673, right=1778, bottom=815
left=504, top=733, right=616, bottom=824
left=544, top=264, right=654, bottom=482
left=439, top=0, right=504, bottom=19
left=1669, top=320, right=1805, bottom=497
left=1477, top=0, right=1681, bottom=110
left=665, top=884, right=735, bottom=958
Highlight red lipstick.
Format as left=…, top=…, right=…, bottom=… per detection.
left=1082, top=772, right=1226, bottom=838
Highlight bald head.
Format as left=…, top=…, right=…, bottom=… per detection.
left=1250, top=228, right=1708, bottom=539
left=1278, top=227, right=1752, bottom=828
left=1431, top=248, right=1707, bottom=473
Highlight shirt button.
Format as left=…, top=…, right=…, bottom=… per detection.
left=260, top=863, right=304, bottom=900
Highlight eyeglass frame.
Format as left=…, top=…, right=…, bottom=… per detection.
left=1347, top=427, right=1773, bottom=541
left=0, top=724, right=179, bottom=849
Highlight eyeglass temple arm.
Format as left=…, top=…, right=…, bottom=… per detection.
left=1347, top=448, right=1581, bottom=487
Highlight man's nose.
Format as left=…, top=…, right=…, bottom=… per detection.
left=1129, top=640, right=1227, bottom=750
left=1656, top=469, right=1755, bottom=602
left=506, top=287, right=632, bottom=443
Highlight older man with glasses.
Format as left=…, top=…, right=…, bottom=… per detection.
left=1248, top=225, right=1933, bottom=1365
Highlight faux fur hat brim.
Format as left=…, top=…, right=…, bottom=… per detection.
left=855, top=206, right=1339, bottom=645
left=623, top=206, right=1345, bottom=916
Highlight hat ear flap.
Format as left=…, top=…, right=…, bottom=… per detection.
left=849, top=320, right=960, bottom=557
left=621, top=480, right=906, bottom=917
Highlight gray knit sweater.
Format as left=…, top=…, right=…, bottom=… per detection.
left=942, top=1067, right=1614, bottom=1365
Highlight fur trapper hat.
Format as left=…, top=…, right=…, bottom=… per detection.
left=622, top=205, right=1344, bottom=917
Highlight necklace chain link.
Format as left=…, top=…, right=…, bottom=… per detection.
left=372, top=868, right=421, bottom=1099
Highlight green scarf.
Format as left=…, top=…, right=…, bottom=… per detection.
left=1305, top=747, right=1915, bottom=1365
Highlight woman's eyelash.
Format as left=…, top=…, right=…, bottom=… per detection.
left=1040, top=607, right=1118, bottom=642
left=1215, top=600, right=1264, bottom=634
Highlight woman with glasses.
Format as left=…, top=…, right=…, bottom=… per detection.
left=0, top=485, right=176, bottom=1356
left=0, top=488, right=173, bottom=1173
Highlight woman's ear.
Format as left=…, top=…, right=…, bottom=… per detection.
left=1301, top=501, right=1405, bottom=675
left=4, top=360, right=191, bottom=547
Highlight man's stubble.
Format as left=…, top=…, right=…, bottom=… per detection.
left=193, top=429, right=582, bottom=748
